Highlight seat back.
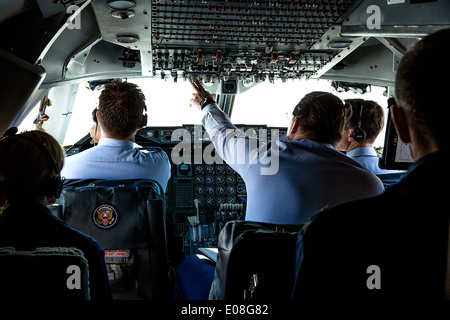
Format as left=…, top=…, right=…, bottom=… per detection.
left=0, top=247, right=90, bottom=300
left=209, top=220, right=302, bottom=300
left=57, top=179, right=169, bottom=299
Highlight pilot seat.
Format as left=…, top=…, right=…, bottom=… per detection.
left=209, top=220, right=303, bottom=300
left=56, top=179, right=169, bottom=300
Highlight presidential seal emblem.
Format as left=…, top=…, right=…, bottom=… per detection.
left=92, top=204, right=119, bottom=229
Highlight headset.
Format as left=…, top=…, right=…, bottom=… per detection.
left=91, top=105, right=147, bottom=146
left=351, top=104, right=367, bottom=143
left=1, top=128, right=64, bottom=198
left=92, top=105, right=148, bottom=127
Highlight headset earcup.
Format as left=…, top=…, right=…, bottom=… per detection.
left=140, top=105, right=148, bottom=127
left=45, top=176, right=64, bottom=198
left=92, top=108, right=98, bottom=123
left=140, top=114, right=148, bottom=127
left=352, top=126, right=366, bottom=143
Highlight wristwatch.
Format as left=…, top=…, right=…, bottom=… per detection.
left=200, top=98, right=215, bottom=110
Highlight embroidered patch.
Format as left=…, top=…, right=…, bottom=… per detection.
left=92, top=204, right=119, bottom=229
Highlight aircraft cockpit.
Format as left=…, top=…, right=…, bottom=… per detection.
left=0, top=0, right=448, bottom=305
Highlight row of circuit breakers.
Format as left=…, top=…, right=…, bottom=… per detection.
left=126, top=0, right=357, bottom=83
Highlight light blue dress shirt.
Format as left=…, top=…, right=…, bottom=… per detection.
left=346, top=147, right=403, bottom=175
left=61, top=138, right=171, bottom=191
left=202, top=104, right=385, bottom=225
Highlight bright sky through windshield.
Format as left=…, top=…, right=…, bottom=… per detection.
left=19, top=78, right=388, bottom=148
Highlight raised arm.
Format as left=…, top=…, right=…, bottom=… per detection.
left=188, top=78, right=263, bottom=177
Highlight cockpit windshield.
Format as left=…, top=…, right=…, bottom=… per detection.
left=19, top=78, right=388, bottom=148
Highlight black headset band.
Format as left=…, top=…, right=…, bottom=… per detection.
left=351, top=104, right=367, bottom=143
left=357, top=105, right=364, bottom=126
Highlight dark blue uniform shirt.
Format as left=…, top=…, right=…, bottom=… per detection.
left=292, top=150, right=450, bottom=299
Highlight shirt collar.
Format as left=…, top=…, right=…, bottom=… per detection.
left=97, top=137, right=135, bottom=149
left=346, top=146, right=377, bottom=158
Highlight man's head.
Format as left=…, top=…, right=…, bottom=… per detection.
left=337, top=99, right=385, bottom=152
left=394, top=28, right=450, bottom=159
left=97, top=79, right=147, bottom=139
left=0, top=130, right=65, bottom=212
left=288, top=91, right=348, bottom=146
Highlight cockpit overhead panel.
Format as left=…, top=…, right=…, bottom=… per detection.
left=3, top=0, right=449, bottom=90
left=4, top=0, right=365, bottom=88
left=149, top=0, right=359, bottom=83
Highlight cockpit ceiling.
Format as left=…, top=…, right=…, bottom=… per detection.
left=0, top=0, right=449, bottom=88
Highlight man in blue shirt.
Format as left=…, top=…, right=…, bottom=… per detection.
left=191, top=80, right=384, bottom=225
left=61, top=79, right=171, bottom=191
left=174, top=80, right=385, bottom=300
left=337, top=99, right=404, bottom=187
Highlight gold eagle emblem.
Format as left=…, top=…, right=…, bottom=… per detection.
left=93, top=204, right=118, bottom=229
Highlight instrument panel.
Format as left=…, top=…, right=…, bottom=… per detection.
left=138, top=124, right=286, bottom=144
left=193, top=163, right=246, bottom=209
left=136, top=124, right=287, bottom=257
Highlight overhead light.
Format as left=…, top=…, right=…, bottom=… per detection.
left=116, top=34, right=139, bottom=44
left=107, top=0, right=136, bottom=10
left=328, top=40, right=352, bottom=49
left=111, top=10, right=135, bottom=19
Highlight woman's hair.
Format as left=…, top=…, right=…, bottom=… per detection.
left=292, top=91, right=347, bottom=145
left=0, top=130, right=65, bottom=215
